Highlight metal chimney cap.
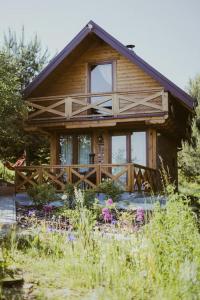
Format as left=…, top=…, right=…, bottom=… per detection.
left=126, top=44, right=135, bottom=50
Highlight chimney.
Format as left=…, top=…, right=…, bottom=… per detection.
left=126, top=44, right=135, bottom=51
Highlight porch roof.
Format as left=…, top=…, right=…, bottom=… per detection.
left=24, top=20, right=194, bottom=111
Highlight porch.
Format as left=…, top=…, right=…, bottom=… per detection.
left=15, top=163, right=161, bottom=194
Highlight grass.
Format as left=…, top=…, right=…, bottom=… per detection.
left=1, top=188, right=200, bottom=299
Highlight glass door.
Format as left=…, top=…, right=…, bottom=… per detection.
left=111, top=135, right=127, bottom=187
left=111, top=135, right=127, bottom=164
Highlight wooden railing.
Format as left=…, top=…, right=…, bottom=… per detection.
left=15, top=163, right=161, bottom=193
left=26, top=89, right=168, bottom=121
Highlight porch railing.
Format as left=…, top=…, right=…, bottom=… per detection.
left=15, top=163, right=161, bottom=194
left=26, top=89, right=168, bottom=121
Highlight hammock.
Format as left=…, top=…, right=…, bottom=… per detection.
left=4, top=155, right=26, bottom=171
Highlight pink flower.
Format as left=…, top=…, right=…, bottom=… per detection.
left=106, top=198, right=113, bottom=206
left=102, top=207, right=113, bottom=222
left=136, top=208, right=144, bottom=222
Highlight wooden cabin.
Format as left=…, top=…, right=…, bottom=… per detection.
left=15, top=21, right=194, bottom=193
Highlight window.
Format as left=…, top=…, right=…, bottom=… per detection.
left=131, top=132, right=147, bottom=166
left=90, top=63, right=113, bottom=94
left=60, top=135, right=91, bottom=167
left=78, top=135, right=92, bottom=165
left=89, top=63, right=113, bottom=111
left=60, top=135, right=73, bottom=165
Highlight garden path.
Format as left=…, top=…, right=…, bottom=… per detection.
left=0, top=195, right=16, bottom=229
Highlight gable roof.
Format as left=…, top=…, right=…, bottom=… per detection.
left=24, top=20, right=194, bottom=111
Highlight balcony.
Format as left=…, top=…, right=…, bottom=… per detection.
left=26, top=89, right=168, bottom=122
left=15, top=163, right=161, bottom=194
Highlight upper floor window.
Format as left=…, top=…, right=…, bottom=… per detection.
left=90, top=63, right=113, bottom=94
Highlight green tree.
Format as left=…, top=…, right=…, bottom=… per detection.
left=179, top=74, right=200, bottom=182
left=0, top=28, right=50, bottom=163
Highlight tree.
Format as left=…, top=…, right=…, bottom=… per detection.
left=0, top=28, right=50, bottom=163
left=179, top=74, right=200, bottom=182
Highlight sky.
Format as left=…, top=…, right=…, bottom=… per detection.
left=0, top=0, right=199, bottom=91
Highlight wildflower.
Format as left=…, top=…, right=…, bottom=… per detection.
left=136, top=207, right=145, bottom=222
left=106, top=198, right=113, bottom=206
left=28, top=210, right=36, bottom=217
left=102, top=207, right=113, bottom=222
left=111, top=219, right=117, bottom=225
left=43, top=204, right=53, bottom=214
left=68, top=233, right=76, bottom=242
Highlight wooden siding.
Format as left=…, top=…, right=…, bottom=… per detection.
left=29, top=39, right=162, bottom=98
left=157, top=133, right=178, bottom=186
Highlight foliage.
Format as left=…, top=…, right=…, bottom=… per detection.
left=83, top=189, right=97, bottom=209
left=96, top=178, right=123, bottom=201
left=0, top=161, right=14, bottom=182
left=179, top=74, right=200, bottom=182
left=3, top=187, right=200, bottom=299
left=0, top=28, right=50, bottom=162
left=27, top=183, right=56, bottom=206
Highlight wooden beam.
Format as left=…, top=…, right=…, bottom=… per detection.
left=50, top=132, right=59, bottom=165
left=147, top=129, right=157, bottom=169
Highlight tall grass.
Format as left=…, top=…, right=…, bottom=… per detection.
left=1, top=188, right=200, bottom=299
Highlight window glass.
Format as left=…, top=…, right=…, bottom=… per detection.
left=78, top=135, right=92, bottom=165
left=131, top=132, right=146, bottom=166
left=112, top=136, right=127, bottom=164
left=90, top=63, right=112, bottom=93
left=60, top=135, right=73, bottom=165
left=90, top=63, right=113, bottom=110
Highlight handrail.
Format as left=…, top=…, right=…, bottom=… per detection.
left=26, top=90, right=167, bottom=121
left=27, top=89, right=163, bottom=102
left=15, top=163, right=161, bottom=193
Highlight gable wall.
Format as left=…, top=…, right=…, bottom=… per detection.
left=30, top=40, right=162, bottom=98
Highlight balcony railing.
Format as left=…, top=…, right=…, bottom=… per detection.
left=26, top=89, right=168, bottom=121
left=15, top=163, right=161, bottom=194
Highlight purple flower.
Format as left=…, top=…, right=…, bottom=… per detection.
left=28, top=210, right=36, bottom=217
left=136, top=208, right=145, bottom=222
left=102, top=207, right=113, bottom=222
left=68, top=233, right=76, bottom=242
left=106, top=198, right=113, bottom=206
left=43, top=205, right=53, bottom=214
left=111, top=219, right=117, bottom=225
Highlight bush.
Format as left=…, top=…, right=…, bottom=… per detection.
left=27, top=183, right=56, bottom=206
left=83, top=189, right=96, bottom=208
left=96, top=179, right=123, bottom=201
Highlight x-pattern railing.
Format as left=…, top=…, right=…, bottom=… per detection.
left=26, top=89, right=168, bottom=121
left=15, top=163, right=161, bottom=193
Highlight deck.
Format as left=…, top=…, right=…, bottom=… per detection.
left=15, top=163, right=161, bottom=193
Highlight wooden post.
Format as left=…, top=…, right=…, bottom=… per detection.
left=127, top=163, right=133, bottom=192
left=147, top=129, right=157, bottom=169
left=65, top=97, right=72, bottom=119
left=96, top=164, right=100, bottom=186
left=112, top=93, right=119, bottom=117
left=38, top=167, right=43, bottom=184
left=50, top=132, right=59, bottom=165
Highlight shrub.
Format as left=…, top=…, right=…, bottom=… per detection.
left=96, top=178, right=123, bottom=201
left=83, top=189, right=96, bottom=208
left=27, top=183, right=56, bottom=206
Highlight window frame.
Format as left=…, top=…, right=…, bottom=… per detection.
left=110, top=130, right=148, bottom=166
left=87, top=60, right=115, bottom=97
